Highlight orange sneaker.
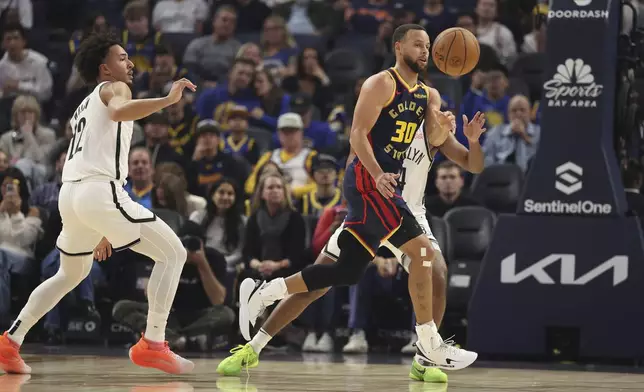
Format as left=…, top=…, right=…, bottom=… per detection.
left=0, top=332, right=31, bottom=374
left=129, top=336, right=194, bottom=375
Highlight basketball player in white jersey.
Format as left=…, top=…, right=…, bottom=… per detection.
left=0, top=33, right=197, bottom=375
left=217, top=108, right=486, bottom=383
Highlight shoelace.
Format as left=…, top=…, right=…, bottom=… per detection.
left=437, top=335, right=462, bottom=356
left=229, top=345, right=254, bottom=378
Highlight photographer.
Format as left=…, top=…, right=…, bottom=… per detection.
left=112, top=223, right=234, bottom=351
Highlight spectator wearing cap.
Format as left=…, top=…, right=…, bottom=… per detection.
left=475, top=0, right=517, bottom=65
left=190, top=120, right=247, bottom=197
left=417, top=0, right=457, bottom=41
left=135, top=46, right=193, bottom=101
left=166, top=84, right=200, bottom=158
left=133, top=110, right=187, bottom=170
left=298, top=154, right=342, bottom=217
left=152, top=0, right=210, bottom=34
left=195, top=58, right=259, bottom=127
left=248, top=113, right=317, bottom=199
left=456, top=62, right=510, bottom=147
left=483, top=95, right=540, bottom=173
left=220, top=105, right=260, bottom=166
left=121, top=1, right=165, bottom=74
left=345, top=0, right=393, bottom=35
left=273, top=93, right=336, bottom=153
left=183, top=5, right=241, bottom=86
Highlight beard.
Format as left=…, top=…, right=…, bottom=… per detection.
left=403, top=54, right=424, bottom=73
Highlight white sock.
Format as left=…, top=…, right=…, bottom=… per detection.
left=145, top=311, right=169, bottom=343
left=260, top=278, right=288, bottom=300
left=7, top=254, right=93, bottom=345
left=249, top=328, right=272, bottom=354
left=416, top=321, right=440, bottom=350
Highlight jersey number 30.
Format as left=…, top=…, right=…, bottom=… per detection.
left=67, top=117, right=87, bottom=161
left=391, top=121, right=417, bottom=144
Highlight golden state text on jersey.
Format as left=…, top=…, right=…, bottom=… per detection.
left=369, top=68, right=430, bottom=174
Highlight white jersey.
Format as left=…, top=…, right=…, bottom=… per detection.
left=400, top=123, right=437, bottom=217
left=62, top=81, right=134, bottom=184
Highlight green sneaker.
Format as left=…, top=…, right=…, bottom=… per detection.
left=216, top=344, right=260, bottom=376
left=409, top=358, right=448, bottom=383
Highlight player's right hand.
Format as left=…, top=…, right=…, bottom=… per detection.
left=375, top=172, right=399, bottom=199
left=166, top=78, right=197, bottom=105
left=93, top=237, right=113, bottom=262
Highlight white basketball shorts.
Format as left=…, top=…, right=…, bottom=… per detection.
left=322, top=214, right=441, bottom=271
left=56, top=180, right=156, bottom=256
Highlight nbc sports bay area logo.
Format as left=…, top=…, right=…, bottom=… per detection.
left=543, top=59, right=604, bottom=108
left=523, top=161, right=612, bottom=215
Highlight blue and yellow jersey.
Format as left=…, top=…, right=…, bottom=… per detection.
left=220, top=134, right=260, bottom=165
left=298, top=188, right=343, bottom=217
left=350, top=68, right=429, bottom=176
left=122, top=30, right=163, bottom=73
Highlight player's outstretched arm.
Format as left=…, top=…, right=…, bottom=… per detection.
left=349, top=73, right=398, bottom=196
left=101, top=78, right=197, bottom=122
left=428, top=88, right=486, bottom=173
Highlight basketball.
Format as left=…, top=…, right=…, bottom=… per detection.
left=432, top=27, right=480, bottom=77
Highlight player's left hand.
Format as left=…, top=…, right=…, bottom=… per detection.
left=463, top=111, right=487, bottom=142
left=93, top=237, right=112, bottom=262
left=434, top=109, right=456, bottom=132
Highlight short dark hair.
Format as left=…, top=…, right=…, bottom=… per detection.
left=74, top=32, right=122, bottom=84
left=437, top=160, right=461, bottom=172
left=3, top=23, right=26, bottom=39
left=622, top=159, right=643, bottom=188
left=231, top=57, right=256, bottom=71
left=391, top=24, right=426, bottom=51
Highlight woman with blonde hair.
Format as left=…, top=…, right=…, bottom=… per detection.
left=236, top=42, right=263, bottom=68
left=242, top=172, right=305, bottom=282
left=153, top=172, right=189, bottom=218
left=0, top=95, right=56, bottom=187
left=260, top=15, right=298, bottom=82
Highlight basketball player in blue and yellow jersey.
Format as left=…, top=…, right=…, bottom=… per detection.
left=234, top=24, right=488, bottom=377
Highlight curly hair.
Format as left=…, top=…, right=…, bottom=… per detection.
left=74, top=32, right=122, bottom=84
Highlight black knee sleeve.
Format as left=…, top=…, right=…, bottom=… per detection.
left=301, top=230, right=373, bottom=290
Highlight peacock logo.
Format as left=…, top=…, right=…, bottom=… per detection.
left=543, top=58, right=603, bottom=108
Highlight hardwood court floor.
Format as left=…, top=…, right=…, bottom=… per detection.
left=1, top=350, right=644, bottom=392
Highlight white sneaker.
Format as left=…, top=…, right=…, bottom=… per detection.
left=316, top=333, right=334, bottom=353
left=401, top=333, right=417, bottom=355
left=415, top=335, right=478, bottom=371
left=302, top=332, right=318, bottom=352
left=238, top=278, right=284, bottom=341
left=342, top=330, right=368, bottom=353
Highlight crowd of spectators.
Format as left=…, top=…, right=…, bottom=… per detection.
left=2, top=0, right=638, bottom=354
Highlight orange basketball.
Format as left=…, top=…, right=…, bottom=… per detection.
left=432, top=27, right=480, bottom=77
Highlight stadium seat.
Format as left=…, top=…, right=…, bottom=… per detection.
left=443, top=206, right=496, bottom=264
left=247, top=126, right=273, bottom=154
left=236, top=32, right=261, bottom=44
left=443, top=206, right=496, bottom=312
left=508, top=77, right=530, bottom=97
left=428, top=216, right=453, bottom=264
left=470, top=163, right=525, bottom=213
